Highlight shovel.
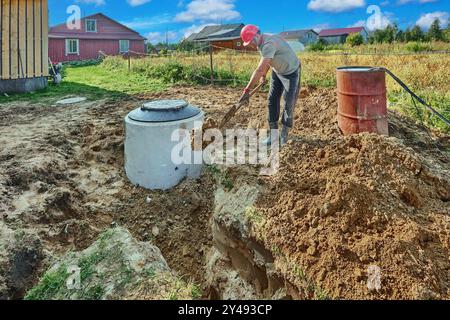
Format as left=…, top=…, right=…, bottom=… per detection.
left=218, top=82, right=264, bottom=129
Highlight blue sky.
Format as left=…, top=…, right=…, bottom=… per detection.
left=49, top=0, right=450, bottom=43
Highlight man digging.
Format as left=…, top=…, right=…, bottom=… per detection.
left=239, top=24, right=302, bottom=146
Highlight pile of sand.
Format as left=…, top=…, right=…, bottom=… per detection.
left=253, top=133, right=449, bottom=299
left=236, top=86, right=450, bottom=299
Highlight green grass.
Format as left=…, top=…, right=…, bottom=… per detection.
left=292, top=265, right=331, bottom=300
left=0, top=63, right=167, bottom=105
left=84, top=285, right=105, bottom=300
left=24, top=265, right=69, bottom=300
left=206, top=164, right=234, bottom=191
left=389, top=90, right=450, bottom=133
left=190, top=284, right=202, bottom=299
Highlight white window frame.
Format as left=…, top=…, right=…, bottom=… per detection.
left=86, top=19, right=97, bottom=33
left=236, top=41, right=242, bottom=47
left=119, top=40, right=130, bottom=54
left=65, top=39, right=79, bottom=55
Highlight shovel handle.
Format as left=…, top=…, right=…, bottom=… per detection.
left=218, top=83, right=264, bottom=129
left=242, top=82, right=264, bottom=105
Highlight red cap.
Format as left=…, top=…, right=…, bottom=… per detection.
left=241, top=24, right=259, bottom=46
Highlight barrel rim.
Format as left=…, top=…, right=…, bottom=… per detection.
left=337, top=66, right=380, bottom=72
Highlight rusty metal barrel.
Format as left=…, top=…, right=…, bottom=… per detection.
left=336, top=66, right=389, bottom=136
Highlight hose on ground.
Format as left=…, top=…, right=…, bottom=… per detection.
left=369, top=67, right=450, bottom=127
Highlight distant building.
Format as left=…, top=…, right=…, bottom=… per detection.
left=279, top=29, right=318, bottom=45
left=186, top=24, right=257, bottom=51
left=48, top=13, right=146, bottom=62
left=319, top=27, right=369, bottom=44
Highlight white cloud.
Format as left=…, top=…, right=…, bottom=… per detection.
left=307, top=0, right=366, bottom=13
left=397, top=0, right=438, bottom=5
left=127, top=0, right=152, bottom=6
left=145, top=31, right=179, bottom=44
left=416, top=11, right=449, bottom=29
left=311, top=23, right=331, bottom=33
left=76, top=0, right=105, bottom=6
left=348, top=20, right=366, bottom=28
left=175, top=0, right=241, bottom=23
left=76, top=0, right=153, bottom=6
left=120, top=14, right=172, bottom=30
left=354, top=11, right=394, bottom=30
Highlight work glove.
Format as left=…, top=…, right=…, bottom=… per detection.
left=239, top=88, right=251, bottom=105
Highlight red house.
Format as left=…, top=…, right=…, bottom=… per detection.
left=49, top=13, right=146, bottom=63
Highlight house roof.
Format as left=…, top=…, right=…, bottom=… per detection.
left=319, top=27, right=366, bottom=37
left=184, top=32, right=199, bottom=42
left=49, top=13, right=146, bottom=41
left=279, top=29, right=318, bottom=39
left=190, top=24, right=244, bottom=42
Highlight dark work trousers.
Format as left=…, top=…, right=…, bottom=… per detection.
left=268, top=66, right=301, bottom=129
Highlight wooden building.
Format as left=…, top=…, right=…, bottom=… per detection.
left=187, top=24, right=257, bottom=52
left=1, top=0, right=49, bottom=93
left=279, top=29, right=319, bottom=45
left=319, top=27, right=369, bottom=44
left=49, top=13, right=146, bottom=63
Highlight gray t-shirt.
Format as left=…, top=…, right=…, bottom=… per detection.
left=258, top=34, right=300, bottom=76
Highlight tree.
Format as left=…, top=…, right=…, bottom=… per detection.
left=384, top=25, right=396, bottom=43
left=428, top=19, right=444, bottom=41
left=404, top=28, right=412, bottom=42
left=396, top=29, right=405, bottom=42
left=372, top=29, right=386, bottom=43
left=346, top=33, right=364, bottom=46
left=146, top=42, right=155, bottom=53
left=410, top=25, right=424, bottom=41
left=445, top=18, right=450, bottom=42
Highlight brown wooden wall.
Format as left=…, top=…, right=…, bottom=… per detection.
left=1, top=0, right=48, bottom=80
left=211, top=39, right=257, bottom=52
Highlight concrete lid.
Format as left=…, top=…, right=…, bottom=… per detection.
left=56, top=97, right=87, bottom=105
left=128, top=99, right=202, bottom=123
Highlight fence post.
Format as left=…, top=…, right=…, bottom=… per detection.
left=128, top=53, right=131, bottom=71
left=209, top=43, right=214, bottom=85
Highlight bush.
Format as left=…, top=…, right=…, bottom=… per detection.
left=307, top=42, right=325, bottom=52
left=63, top=59, right=102, bottom=68
left=405, top=42, right=432, bottom=52
left=346, top=33, right=364, bottom=47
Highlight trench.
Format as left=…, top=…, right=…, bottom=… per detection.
left=196, top=169, right=304, bottom=300
left=206, top=219, right=296, bottom=300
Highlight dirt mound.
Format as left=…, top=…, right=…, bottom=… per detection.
left=223, top=84, right=450, bottom=299
left=199, top=85, right=449, bottom=299
left=0, top=222, right=44, bottom=299
left=252, top=133, right=449, bottom=299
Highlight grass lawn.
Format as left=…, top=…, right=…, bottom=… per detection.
left=0, top=64, right=168, bottom=105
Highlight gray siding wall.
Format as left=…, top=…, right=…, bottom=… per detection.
left=299, top=31, right=318, bottom=45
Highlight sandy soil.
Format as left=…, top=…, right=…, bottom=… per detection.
left=0, top=85, right=449, bottom=299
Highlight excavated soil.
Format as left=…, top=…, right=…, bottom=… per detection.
left=1, top=85, right=449, bottom=300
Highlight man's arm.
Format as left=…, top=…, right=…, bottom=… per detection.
left=246, top=57, right=272, bottom=91
left=239, top=57, right=271, bottom=103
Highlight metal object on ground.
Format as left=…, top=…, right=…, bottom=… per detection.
left=336, top=66, right=389, bottom=136
left=125, top=99, right=204, bottom=190
left=56, top=97, right=87, bottom=105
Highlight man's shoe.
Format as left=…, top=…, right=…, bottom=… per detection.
left=261, top=129, right=279, bottom=147
left=281, top=126, right=290, bottom=146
